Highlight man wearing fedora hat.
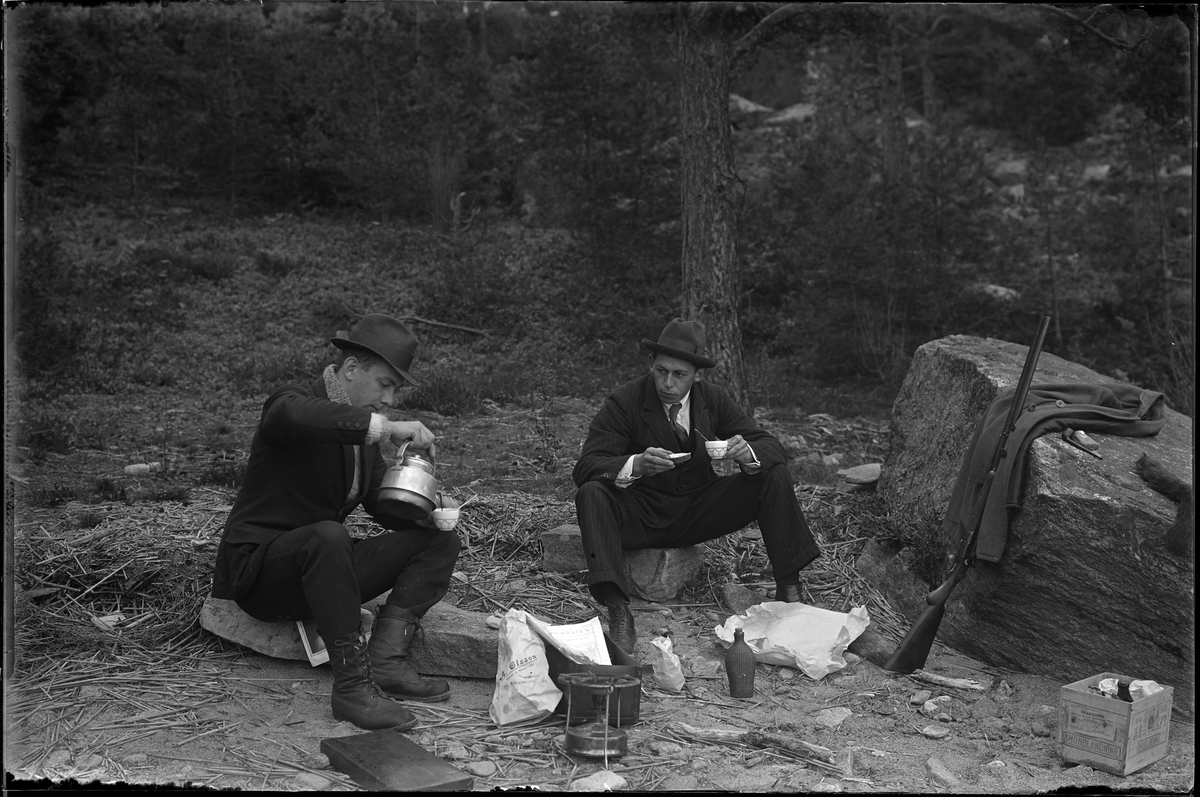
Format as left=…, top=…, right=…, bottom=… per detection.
left=212, top=314, right=461, bottom=731
left=573, top=318, right=821, bottom=654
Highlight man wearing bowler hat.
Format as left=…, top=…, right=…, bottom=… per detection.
left=573, top=318, right=822, bottom=654
left=212, top=314, right=461, bottom=731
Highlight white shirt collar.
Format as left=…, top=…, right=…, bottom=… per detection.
left=663, top=390, right=691, bottom=413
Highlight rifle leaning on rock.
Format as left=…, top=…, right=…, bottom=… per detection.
left=884, top=315, right=1051, bottom=674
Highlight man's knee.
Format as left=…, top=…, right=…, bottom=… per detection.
left=307, top=520, right=353, bottom=550
left=763, top=462, right=794, bottom=487
left=426, top=529, right=462, bottom=564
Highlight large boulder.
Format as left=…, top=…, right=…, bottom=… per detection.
left=875, top=335, right=1193, bottom=714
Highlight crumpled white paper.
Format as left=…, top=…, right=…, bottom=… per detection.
left=714, top=602, right=870, bottom=680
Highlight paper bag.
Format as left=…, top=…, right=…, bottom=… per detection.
left=649, top=635, right=685, bottom=692
left=489, top=609, right=562, bottom=726
left=715, top=602, right=870, bottom=680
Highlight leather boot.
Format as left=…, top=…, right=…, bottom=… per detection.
left=328, top=634, right=418, bottom=731
left=367, top=606, right=451, bottom=702
left=606, top=602, right=636, bottom=655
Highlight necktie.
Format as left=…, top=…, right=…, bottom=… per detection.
left=668, top=403, right=690, bottom=449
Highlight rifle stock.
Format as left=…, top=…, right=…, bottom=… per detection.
left=884, top=317, right=1051, bottom=674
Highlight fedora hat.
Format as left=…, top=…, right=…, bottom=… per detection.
left=331, top=314, right=420, bottom=387
left=641, top=318, right=717, bottom=369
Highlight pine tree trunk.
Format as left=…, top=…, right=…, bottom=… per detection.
left=878, top=24, right=909, bottom=186
left=678, top=5, right=749, bottom=409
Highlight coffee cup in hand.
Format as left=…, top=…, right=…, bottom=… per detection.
left=705, top=440, right=729, bottom=460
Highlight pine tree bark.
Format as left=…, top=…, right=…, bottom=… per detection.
left=678, top=5, right=749, bottom=409
left=878, top=23, right=910, bottom=186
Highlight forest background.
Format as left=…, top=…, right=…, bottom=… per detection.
left=9, top=1, right=1194, bottom=432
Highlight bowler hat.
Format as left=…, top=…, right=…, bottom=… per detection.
left=331, top=314, right=420, bottom=387
left=641, top=318, right=717, bottom=369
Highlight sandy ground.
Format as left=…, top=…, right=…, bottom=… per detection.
left=6, top=597, right=1194, bottom=793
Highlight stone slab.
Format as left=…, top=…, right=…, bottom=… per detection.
left=199, top=597, right=373, bottom=662
left=200, top=595, right=496, bottom=679
left=540, top=523, right=705, bottom=602
left=407, top=601, right=497, bottom=680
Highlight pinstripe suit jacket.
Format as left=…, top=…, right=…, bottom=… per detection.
left=572, top=374, right=788, bottom=529
left=211, top=378, right=419, bottom=600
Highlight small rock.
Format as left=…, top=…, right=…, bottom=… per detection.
left=465, top=761, right=498, bottom=778
left=660, top=775, right=699, bottom=790
left=291, top=773, right=333, bottom=790
left=843, top=652, right=861, bottom=666
left=778, top=669, right=795, bottom=681
left=811, top=781, right=843, bottom=793
left=45, top=750, right=72, bottom=768
left=122, top=753, right=149, bottom=766
left=921, top=700, right=941, bottom=717
left=925, top=756, right=961, bottom=788
left=822, top=454, right=843, bottom=467
left=985, top=760, right=1006, bottom=769
left=1039, top=704, right=1055, bottom=714
left=921, top=725, right=950, bottom=740
left=980, top=717, right=1007, bottom=737
left=303, top=752, right=329, bottom=770
left=968, top=696, right=1000, bottom=719
left=485, top=615, right=501, bottom=630
left=836, top=463, right=882, bottom=484
left=910, top=690, right=932, bottom=705
left=79, top=754, right=105, bottom=769
left=935, top=712, right=953, bottom=723
left=743, top=754, right=764, bottom=768
left=813, top=707, right=853, bottom=730
left=569, top=770, right=627, bottom=791
left=553, top=735, right=567, bottom=747
left=1031, top=721, right=1052, bottom=738
left=996, top=680, right=1013, bottom=700
left=690, top=758, right=710, bottom=770
left=774, top=685, right=791, bottom=696
left=648, top=740, right=684, bottom=756
left=443, top=742, right=471, bottom=760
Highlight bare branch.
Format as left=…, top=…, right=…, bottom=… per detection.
left=1036, top=4, right=1136, bottom=51
left=732, top=3, right=807, bottom=62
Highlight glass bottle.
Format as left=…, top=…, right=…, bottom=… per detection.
left=725, top=628, right=756, bottom=698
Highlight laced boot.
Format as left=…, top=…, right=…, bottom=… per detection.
left=328, top=633, right=418, bottom=730
left=367, top=606, right=451, bottom=702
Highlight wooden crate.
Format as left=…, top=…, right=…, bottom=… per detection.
left=1058, top=671, right=1173, bottom=776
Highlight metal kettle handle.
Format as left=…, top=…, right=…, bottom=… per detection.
left=393, top=440, right=436, bottom=470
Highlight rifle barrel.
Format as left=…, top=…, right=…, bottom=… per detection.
left=883, top=316, right=1051, bottom=673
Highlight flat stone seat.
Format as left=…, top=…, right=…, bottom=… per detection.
left=199, top=595, right=497, bottom=679
left=539, top=524, right=704, bottom=603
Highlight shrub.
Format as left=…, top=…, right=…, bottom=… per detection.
left=255, top=249, right=306, bottom=279
left=19, top=410, right=75, bottom=455
left=197, top=461, right=246, bottom=489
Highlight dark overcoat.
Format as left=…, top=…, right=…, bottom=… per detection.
left=572, top=374, right=788, bottom=529
left=211, top=378, right=417, bottom=600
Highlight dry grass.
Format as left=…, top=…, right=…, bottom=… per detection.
left=10, top=476, right=904, bottom=788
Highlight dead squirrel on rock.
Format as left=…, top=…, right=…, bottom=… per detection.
left=1135, top=453, right=1193, bottom=557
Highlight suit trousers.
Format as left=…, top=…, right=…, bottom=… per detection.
left=235, top=520, right=461, bottom=642
left=575, top=464, right=820, bottom=603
